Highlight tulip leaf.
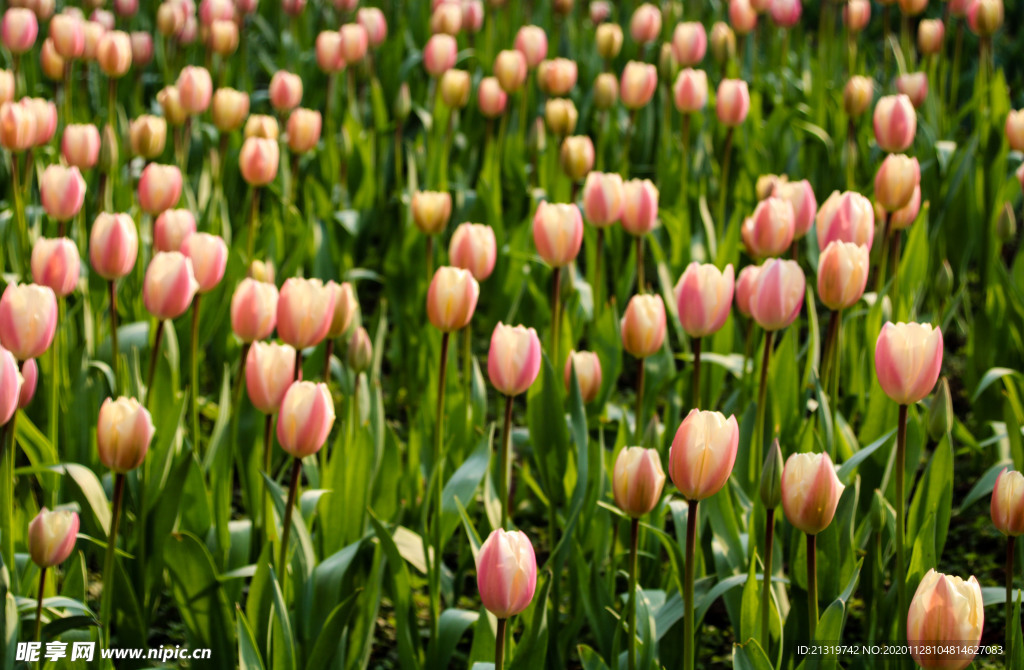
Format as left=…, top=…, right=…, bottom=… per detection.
left=732, top=638, right=773, bottom=670
left=368, top=512, right=421, bottom=670
left=236, top=607, right=266, bottom=670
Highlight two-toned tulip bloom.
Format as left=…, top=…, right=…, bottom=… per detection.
left=276, top=278, right=337, bottom=351
left=31, top=238, right=81, bottom=298
left=449, top=223, right=497, bottom=281
left=749, top=259, right=805, bottom=331
left=142, top=252, right=199, bottom=321
left=0, top=283, right=58, bottom=361
left=815, top=190, right=875, bottom=250
left=874, top=322, right=943, bottom=405
left=669, top=410, right=739, bottom=501
left=533, top=202, right=584, bottom=267
left=907, top=570, right=984, bottom=670
left=614, top=447, right=666, bottom=517
left=487, top=323, right=542, bottom=397
left=873, top=94, right=917, bottom=152
left=675, top=263, right=735, bottom=338
left=563, top=350, right=602, bottom=403
left=276, top=381, right=335, bottom=458
left=246, top=342, right=297, bottom=414
left=992, top=468, right=1024, bottom=536
left=231, top=279, right=279, bottom=342
left=90, top=213, right=138, bottom=280
left=427, top=266, right=480, bottom=333
left=0, top=346, right=20, bottom=426
left=817, top=241, right=869, bottom=311
left=621, top=295, right=666, bottom=358
left=97, top=397, right=154, bottom=473
left=742, top=197, right=796, bottom=258
left=781, top=451, right=845, bottom=535
left=476, top=529, right=538, bottom=619
left=28, top=508, right=79, bottom=567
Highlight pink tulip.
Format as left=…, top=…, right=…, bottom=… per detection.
left=564, top=350, right=602, bottom=403
left=461, top=0, right=484, bottom=32
left=315, top=31, right=345, bottom=73
left=281, top=0, right=306, bottom=17
left=896, top=72, right=928, bottom=109
left=239, top=136, right=280, bottom=186
left=533, top=202, right=584, bottom=267
left=31, top=237, right=80, bottom=298
left=730, top=0, right=758, bottom=33
left=97, top=30, right=132, bottom=77
left=231, top=278, right=279, bottom=342
left=199, top=0, right=235, bottom=23
left=907, top=570, right=984, bottom=670
left=153, top=209, right=196, bottom=252
left=39, top=164, right=86, bottom=222
left=61, top=124, right=100, bottom=169
left=411, top=190, right=452, bottom=235
left=992, top=468, right=1024, bottom=537
left=673, top=68, right=709, bottom=113
left=888, top=184, right=922, bottom=229
left=427, top=266, right=480, bottom=333
left=424, top=34, right=458, bottom=77
left=17, top=357, right=35, bottom=409
left=917, top=19, right=945, bottom=55
left=716, top=79, right=750, bottom=126
left=539, top=58, right=577, bottom=96
left=340, top=23, right=369, bottom=63
left=177, top=65, right=212, bottom=114
left=514, top=25, right=547, bottom=68
left=621, top=294, right=666, bottom=358
left=0, top=100, right=36, bottom=151
left=672, top=22, right=707, bottom=66
left=91, top=9, right=116, bottom=31
left=357, top=8, right=388, bottom=46
left=614, top=447, right=666, bottom=517
left=130, top=30, right=154, bottom=65
left=23, top=97, right=56, bottom=147
left=487, top=323, right=541, bottom=397
left=629, top=3, right=662, bottom=44
left=769, top=0, right=802, bottom=27
left=749, top=258, right=805, bottom=331
left=138, top=163, right=183, bottom=215
left=874, top=154, right=920, bottom=212
left=781, top=451, right=844, bottom=534
left=1006, top=110, right=1024, bottom=153
left=773, top=179, right=817, bottom=239
left=675, top=262, right=735, bottom=337
left=286, top=108, right=322, bottom=153
left=669, top=409, right=739, bottom=501
left=0, top=346, right=20, bottom=426
left=873, top=94, right=917, bottom=153
left=89, top=213, right=138, bottom=280
left=143, top=251, right=199, bottom=320
left=0, top=283, right=57, bottom=360
left=494, top=49, right=527, bottom=92
left=268, top=70, right=302, bottom=112
left=50, top=13, right=85, bottom=59
left=28, top=508, right=79, bottom=567
left=620, top=179, right=659, bottom=236
left=620, top=61, right=657, bottom=110
left=967, top=0, right=1003, bottom=36
left=430, top=2, right=462, bottom=35
left=326, top=282, right=358, bottom=339
left=97, top=396, right=154, bottom=473
left=277, top=278, right=337, bottom=350
left=277, top=381, right=335, bottom=457
left=180, top=233, right=227, bottom=294
left=477, top=76, right=508, bottom=118
left=246, top=342, right=296, bottom=413
left=816, top=241, right=869, bottom=311
left=843, top=0, right=871, bottom=32
left=582, top=172, right=623, bottom=227
left=742, top=197, right=795, bottom=257
left=815, top=190, right=875, bottom=250
left=2, top=8, right=38, bottom=54
left=874, top=321, right=943, bottom=405
left=476, top=529, right=538, bottom=618
left=735, top=265, right=761, bottom=318
left=449, top=223, right=497, bottom=281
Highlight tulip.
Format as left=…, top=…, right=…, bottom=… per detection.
left=582, top=172, right=623, bottom=227
left=199, top=0, right=234, bottom=23
left=97, top=30, right=131, bottom=77
left=24, top=97, right=56, bottom=147
left=412, top=190, right=452, bottom=235
left=532, top=202, right=583, bottom=267
left=40, top=39, right=66, bottom=81
left=357, top=8, right=387, bottom=46
left=143, top=251, right=199, bottom=320
left=424, top=34, right=457, bottom=76
left=82, top=21, right=104, bottom=61
left=874, top=154, right=920, bottom=212
left=277, top=381, right=335, bottom=458
left=0, top=347, right=20, bottom=426
left=673, top=68, right=709, bottom=113
left=427, top=266, right=480, bottom=333
left=735, top=265, right=760, bottom=318
left=0, top=283, right=57, bottom=361
left=440, top=69, right=471, bottom=108
left=137, top=163, right=183, bottom=215
left=286, top=108, right=322, bottom=153
left=239, top=136, right=280, bottom=187
left=672, top=22, right=708, bottom=66
left=347, top=326, right=373, bottom=374
left=31, top=238, right=80, bottom=298
left=244, top=115, right=279, bottom=140
left=28, top=508, right=78, bottom=568
left=992, top=469, right=1024, bottom=536
left=716, top=79, right=750, bottom=126
left=0, top=71, right=13, bottom=106
left=898, top=0, right=927, bottom=15
left=462, top=0, right=484, bottom=31
left=874, top=321, right=943, bottom=406
left=177, top=65, right=212, bottom=114
left=757, top=174, right=787, bottom=200
left=614, top=447, right=665, bottom=518
left=0, top=100, right=37, bottom=151
left=476, top=529, right=537, bottom=621
left=180, top=233, right=227, bottom=294
left=730, top=0, right=758, bottom=34
left=843, top=76, right=873, bottom=118
left=917, top=19, right=944, bottom=56
left=514, top=25, right=547, bottom=68
left=89, top=213, right=138, bottom=280
left=590, top=0, right=611, bottom=22
left=15, top=357, right=35, bottom=407
left=896, top=72, right=928, bottom=109
left=2, top=8, right=38, bottom=54
left=246, top=342, right=296, bottom=413
left=487, top=323, right=541, bottom=398
left=97, top=397, right=154, bottom=472
left=617, top=179, right=658, bottom=240
left=1006, top=109, right=1024, bottom=152
left=873, top=94, right=916, bottom=152
left=268, top=70, right=302, bottom=112
left=564, top=350, right=602, bottom=403
left=817, top=241, right=869, bottom=311
left=430, top=2, right=461, bottom=35
left=131, top=31, right=154, bottom=64
left=50, top=13, right=85, bottom=58
left=669, top=409, right=739, bottom=501
left=129, top=115, right=167, bottom=158
left=539, top=58, right=576, bottom=96
left=277, top=277, right=337, bottom=353
left=907, top=570, right=984, bottom=670
left=477, top=77, right=507, bottom=118
left=61, top=124, right=100, bottom=169
left=560, top=135, right=594, bottom=182
left=315, top=30, right=344, bottom=72
left=742, top=197, right=796, bottom=258
left=449, top=223, right=497, bottom=281
left=231, top=279, right=278, bottom=343
left=773, top=179, right=817, bottom=239
left=494, top=49, right=527, bottom=93
left=967, top=0, right=1003, bottom=36
left=340, top=23, right=369, bottom=63
left=629, top=3, right=661, bottom=44
left=210, top=88, right=249, bottom=132
left=769, top=0, right=801, bottom=27
left=675, top=262, right=735, bottom=338
left=91, top=9, right=116, bottom=31
left=156, top=2, right=186, bottom=36
left=888, top=184, right=921, bottom=229
left=157, top=86, right=187, bottom=126
left=544, top=98, right=577, bottom=136
left=621, top=294, right=666, bottom=358
left=281, top=0, right=306, bottom=16
left=749, top=258, right=805, bottom=331
left=781, top=451, right=844, bottom=535
left=595, top=23, right=623, bottom=60
left=816, top=190, right=875, bottom=250
left=39, top=165, right=86, bottom=222
left=620, top=61, right=657, bottom=110
left=843, top=0, right=870, bottom=32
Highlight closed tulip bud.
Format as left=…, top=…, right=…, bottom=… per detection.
left=749, top=258, right=805, bottom=331
left=231, top=278, right=278, bottom=342
left=207, top=19, right=238, bottom=55
left=91, top=9, right=116, bottom=31
left=896, top=72, right=928, bottom=109
left=138, top=163, right=182, bottom=215
left=97, top=30, right=132, bottom=77
left=462, top=0, right=485, bottom=31
left=991, top=468, right=1024, bottom=536
left=245, top=341, right=295, bottom=412
left=128, top=115, right=166, bottom=159
left=477, top=77, right=507, bottom=118
left=90, top=213, right=138, bottom=280
left=888, top=184, right=922, bottom=229
left=515, top=25, right=547, bottom=68
left=96, top=397, right=154, bottom=472
left=620, top=178, right=659, bottom=235
left=590, top=0, right=611, bottom=22
left=710, top=22, right=736, bottom=64
left=756, top=174, right=786, bottom=201
left=358, top=8, right=388, bottom=46
left=277, top=381, right=335, bottom=457
left=315, top=31, right=345, bottom=72
left=816, top=190, right=875, bottom=250
left=427, top=266, right=480, bottom=333
left=540, top=58, right=577, bottom=96
left=658, top=44, right=676, bottom=82
left=672, top=22, right=708, bottom=66
left=926, top=376, right=953, bottom=441
left=347, top=326, right=373, bottom=373
left=917, top=19, right=944, bottom=55
left=412, top=190, right=452, bottom=235
left=716, top=78, right=749, bottom=125
left=31, top=238, right=80, bottom=297
left=0, top=100, right=37, bottom=152
left=0, top=71, right=13, bottom=106
left=629, top=3, right=662, bottom=44
left=143, top=251, right=199, bottom=320
left=157, top=2, right=186, bottom=37
left=669, top=409, right=740, bottom=500
left=178, top=17, right=199, bottom=45
left=781, top=451, right=844, bottom=534
left=735, top=265, right=761, bottom=317
left=843, top=0, right=871, bottom=31
left=620, top=61, right=657, bottom=109
left=430, top=2, right=462, bottom=34
left=440, top=69, right=471, bottom=108
left=2, top=8, right=38, bottom=54
left=760, top=438, right=784, bottom=509
left=874, top=94, right=916, bottom=152
left=494, top=49, right=527, bottom=93
left=326, top=281, right=358, bottom=339
left=25, top=97, right=56, bottom=146
left=730, top=0, right=759, bottom=34
left=131, top=31, right=153, bottom=65
left=239, top=136, right=280, bottom=186
left=596, top=23, right=623, bottom=60
left=674, top=262, right=735, bottom=337
left=449, top=223, right=497, bottom=280
left=210, top=88, right=249, bottom=132
left=673, top=68, right=709, bottom=113
left=0, top=347, right=20, bottom=425
left=742, top=197, right=795, bottom=257
left=50, top=13, right=85, bottom=59
left=621, top=294, right=666, bottom=358
left=286, top=108, right=321, bottom=153
left=393, top=83, right=411, bottom=122
left=564, top=350, right=602, bottom=403
left=874, top=154, right=920, bottom=212
left=773, top=179, right=816, bottom=238
left=1006, top=110, right=1024, bottom=152
left=340, top=23, right=369, bottom=63
left=560, top=135, right=594, bottom=181
left=545, top=98, right=577, bottom=136
left=968, top=0, right=1003, bottom=36
left=40, top=38, right=66, bottom=81
left=28, top=508, right=78, bottom=568
left=244, top=114, right=279, bottom=140
left=277, top=278, right=337, bottom=350
left=816, top=241, right=869, bottom=310
left=907, top=570, right=984, bottom=670
left=582, top=171, right=623, bottom=227
left=532, top=202, right=584, bottom=267
left=874, top=321, right=943, bottom=405
left=476, top=529, right=537, bottom=619
left=424, top=34, right=458, bottom=76
left=843, top=76, right=873, bottom=117
left=157, top=86, right=187, bottom=126
left=0, top=284, right=57, bottom=360
left=180, top=233, right=227, bottom=293
left=61, top=124, right=100, bottom=169
left=281, top=0, right=306, bottom=17
left=770, top=0, right=802, bottom=26
left=949, top=0, right=969, bottom=17
left=269, top=71, right=302, bottom=112
left=39, top=165, right=86, bottom=222
left=199, top=0, right=235, bottom=23
left=82, top=21, right=105, bottom=61
left=593, top=72, right=619, bottom=109
left=487, top=323, right=541, bottom=396
left=614, top=447, right=666, bottom=517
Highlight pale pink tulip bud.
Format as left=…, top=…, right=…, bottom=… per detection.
left=843, top=0, right=871, bottom=32
left=716, top=79, right=750, bottom=126
left=286, top=108, right=322, bottom=153
left=431, top=2, right=462, bottom=35
left=769, top=0, right=802, bottom=27
left=81, top=21, right=105, bottom=61
left=39, top=164, right=86, bottom=222
left=0, top=284, right=57, bottom=360
left=816, top=241, right=868, bottom=311
left=917, top=19, right=944, bottom=56
left=28, top=508, right=78, bottom=568
left=729, top=0, right=758, bottom=34
left=614, top=446, right=666, bottom=517
left=532, top=202, right=584, bottom=267
left=621, top=294, right=666, bottom=358
left=91, top=9, right=116, bottom=31
left=816, top=190, right=875, bottom=250
left=476, top=529, right=537, bottom=618
left=181, top=233, right=227, bottom=293
left=424, top=33, right=457, bottom=76
left=742, top=196, right=795, bottom=257
left=411, top=190, right=453, bottom=235
left=898, top=0, right=927, bottom=17
left=781, top=451, right=844, bottom=534
left=138, top=163, right=183, bottom=215
left=1007, top=110, right=1024, bottom=152
left=239, top=136, right=280, bottom=186
left=62, top=123, right=100, bottom=169
left=440, top=69, right=471, bottom=108
left=97, top=30, right=132, bottom=77
left=874, top=321, right=943, bottom=405
left=673, top=68, right=709, bottom=113
left=31, top=0, right=55, bottom=22
left=340, top=23, right=369, bottom=63
left=178, top=16, right=199, bottom=45
left=515, top=25, right=547, bottom=68
left=749, top=258, right=805, bottom=331
left=25, top=97, right=56, bottom=146
left=156, top=2, right=186, bottom=37
left=0, top=71, right=14, bottom=106
left=594, top=72, right=619, bottom=110
left=315, top=31, right=345, bottom=73
left=874, top=153, right=920, bottom=212
left=50, top=13, right=85, bottom=59
left=114, top=0, right=139, bottom=17
left=427, top=266, right=480, bottom=333
left=246, top=341, right=295, bottom=412
left=358, top=8, right=388, bottom=46
left=478, top=76, right=507, bottom=118
left=277, top=278, right=337, bottom=350
left=281, top=0, right=306, bottom=16
left=90, top=213, right=138, bottom=280
left=735, top=265, right=760, bottom=318
left=992, top=469, right=1024, bottom=537
left=545, top=98, right=578, bottom=136
left=326, top=282, right=357, bottom=339
left=199, top=0, right=235, bottom=23
left=888, top=184, right=922, bottom=229
left=143, top=251, right=199, bottom=320
left=347, top=326, right=373, bottom=373
left=207, top=19, right=238, bottom=55
left=671, top=23, right=708, bottom=67
left=97, top=397, right=153, bottom=472
left=895, top=72, right=927, bottom=109
left=596, top=23, right=623, bottom=60
left=540, top=58, right=577, bottom=96
left=487, top=322, right=541, bottom=396
left=130, top=114, right=167, bottom=157
left=670, top=409, right=739, bottom=500
left=674, top=262, right=735, bottom=337
left=590, top=0, right=611, bottom=23
left=0, top=346, right=20, bottom=425
left=494, top=49, right=527, bottom=93
left=564, top=350, right=602, bottom=402
left=620, top=179, right=659, bottom=236
left=210, top=88, right=249, bottom=132
left=620, top=61, right=657, bottom=110
left=2, top=8, right=38, bottom=54
left=245, top=114, right=279, bottom=140
left=17, top=357, right=35, bottom=408
left=907, top=569, right=984, bottom=670
left=560, top=135, right=594, bottom=182
left=461, top=0, right=484, bottom=33
left=31, top=237, right=80, bottom=297
left=582, top=172, right=623, bottom=227
left=0, top=100, right=37, bottom=151
left=967, top=0, right=1003, bottom=36
left=231, top=278, right=278, bottom=342
left=873, top=94, right=916, bottom=152
left=268, top=70, right=302, bottom=112
left=277, top=381, right=335, bottom=457
left=773, top=179, right=816, bottom=238
left=40, top=38, right=66, bottom=81
left=629, top=3, right=662, bottom=44
left=449, top=223, right=497, bottom=280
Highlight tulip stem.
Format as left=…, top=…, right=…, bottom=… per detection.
left=830, top=311, right=842, bottom=459
left=145, top=321, right=165, bottom=407
left=425, top=236, right=434, bottom=283
left=262, top=414, right=274, bottom=543
left=594, top=228, right=605, bottom=308
left=716, top=128, right=734, bottom=234
left=500, top=394, right=514, bottom=529
left=294, top=350, right=303, bottom=382
left=807, top=532, right=818, bottom=640
left=627, top=517, right=640, bottom=670
left=1007, top=537, right=1015, bottom=656
left=278, top=457, right=301, bottom=580
left=247, top=187, right=261, bottom=261
left=635, top=357, right=646, bottom=443
left=0, top=420, right=13, bottom=577
left=109, top=281, right=119, bottom=392
left=34, top=566, right=46, bottom=642
left=233, top=343, right=251, bottom=411
left=462, top=326, right=472, bottom=406
left=684, top=499, right=699, bottom=670
left=846, top=119, right=857, bottom=191
left=100, top=473, right=125, bottom=646
left=10, top=152, right=30, bottom=280
left=680, top=114, right=691, bottom=217
left=889, top=229, right=902, bottom=311
left=752, top=330, right=774, bottom=490
left=950, top=22, right=963, bottom=112
left=430, top=332, right=450, bottom=643
left=896, top=403, right=908, bottom=653
left=495, top=617, right=508, bottom=670
left=322, top=340, right=334, bottom=383
left=635, top=236, right=645, bottom=295
left=875, top=212, right=891, bottom=298
left=760, top=508, right=775, bottom=651
left=190, top=295, right=202, bottom=455
left=691, top=338, right=702, bottom=410
left=63, top=63, right=73, bottom=125
left=551, top=267, right=561, bottom=368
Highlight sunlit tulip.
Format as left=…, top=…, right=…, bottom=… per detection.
left=277, top=381, right=335, bottom=457
left=874, top=154, right=920, bottom=212
left=440, top=69, right=471, bottom=108
left=843, top=76, right=873, bottom=118
left=28, top=508, right=78, bottom=567
left=735, top=265, right=761, bottom=318
left=286, top=108, right=321, bottom=153
left=532, top=202, right=584, bottom=267
left=427, top=266, right=479, bottom=333
left=620, top=179, right=659, bottom=236
left=130, top=115, right=167, bottom=158
left=874, top=94, right=916, bottom=152
left=358, top=8, right=388, bottom=46
left=540, top=58, right=576, bottom=96
left=595, top=23, right=623, bottom=60
left=97, top=30, right=131, bottom=77
left=137, top=163, right=182, bottom=215
left=907, top=570, right=984, bottom=670
left=629, top=3, right=661, bottom=44
left=478, top=77, right=507, bottom=118
left=675, top=263, right=735, bottom=337
left=152, top=210, right=194, bottom=254
left=449, top=223, right=497, bottom=281
left=246, top=342, right=295, bottom=413
left=174, top=66, right=210, bottom=115
left=157, top=86, right=187, bottom=126
left=896, top=72, right=928, bottom=109
left=992, top=469, right=1024, bottom=537
left=773, top=179, right=817, bottom=239
left=967, top=0, right=1003, bottom=36
left=82, top=21, right=104, bottom=61
left=199, top=0, right=234, bottom=23
left=424, top=34, right=457, bottom=76
left=31, top=238, right=79, bottom=298
left=716, top=79, right=750, bottom=126
left=888, top=184, right=922, bottom=229
left=560, top=135, right=594, bottom=181
left=412, top=190, right=452, bottom=235
left=90, top=213, right=138, bottom=280
left=268, top=71, right=302, bottom=112
left=0, top=347, right=19, bottom=425
left=816, top=190, right=875, bottom=250
left=544, top=98, right=577, bottom=136
left=614, top=447, right=666, bottom=517
left=180, top=233, right=227, bottom=294
left=582, top=172, right=623, bottom=227
left=347, top=326, right=373, bottom=374
left=672, top=22, right=707, bottom=66
left=476, top=529, right=537, bottom=619
left=231, top=278, right=278, bottom=342
left=749, top=258, right=805, bottom=331
left=669, top=409, right=739, bottom=501
left=210, top=88, right=249, bottom=132
left=730, top=0, right=758, bottom=34
left=244, top=114, right=279, bottom=140
left=40, top=39, right=66, bottom=81
left=0, top=284, right=57, bottom=361
left=1006, top=110, right=1024, bottom=152
left=97, top=397, right=154, bottom=473
left=770, top=0, right=802, bottom=27
left=494, top=49, right=527, bottom=93
left=781, top=452, right=844, bottom=534
left=564, top=350, right=602, bottom=403
left=817, top=241, right=869, bottom=310
left=621, top=294, right=666, bottom=358
left=275, top=278, right=337, bottom=351
left=620, top=61, right=657, bottom=110
left=39, top=165, right=86, bottom=222
left=916, top=19, right=944, bottom=56
left=874, top=321, right=943, bottom=405
left=61, top=124, right=100, bottom=169
left=430, top=2, right=461, bottom=35
left=239, top=136, right=280, bottom=186
left=131, top=31, right=154, bottom=64
left=673, top=68, right=709, bottom=113
left=50, top=13, right=85, bottom=58
left=843, top=0, right=871, bottom=31
left=143, top=251, right=199, bottom=320
left=326, top=282, right=358, bottom=340
left=340, top=23, right=369, bottom=63
left=0, top=100, right=37, bottom=151
left=315, top=30, right=344, bottom=72
left=742, top=197, right=795, bottom=257
left=24, top=97, right=56, bottom=146
left=487, top=323, right=541, bottom=397
left=2, top=8, right=38, bottom=54
left=514, top=25, right=547, bottom=68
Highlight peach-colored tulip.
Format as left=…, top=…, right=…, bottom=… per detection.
left=143, top=251, right=199, bottom=320
left=91, top=9, right=116, bottom=31
left=843, top=0, right=871, bottom=31
left=594, top=72, right=619, bottom=109
left=816, top=190, right=875, bottom=250
left=286, top=108, right=322, bottom=153
left=1006, top=110, right=1024, bottom=152
left=494, top=49, right=527, bottom=93
left=340, top=23, right=369, bottom=63
left=621, top=294, right=666, bottom=358
left=487, top=323, right=541, bottom=397
left=873, top=94, right=916, bottom=152
left=82, top=21, right=105, bottom=61
left=0, top=284, right=57, bottom=360
left=50, top=13, right=85, bottom=58
left=540, top=58, right=576, bottom=96
left=816, top=241, right=869, bottom=311
left=210, top=88, right=249, bottom=132
left=596, top=23, right=623, bottom=60
left=424, top=34, right=457, bottom=76
left=669, top=409, right=739, bottom=501
left=326, top=282, right=358, bottom=339
left=358, top=8, right=388, bottom=46
left=614, top=447, right=666, bottom=517
left=620, top=179, right=659, bottom=236
left=25, top=97, right=56, bottom=146
left=673, top=68, right=709, bottom=113
left=130, top=115, right=167, bottom=158
left=874, top=321, right=943, bottom=405
left=769, top=0, right=802, bottom=27
left=735, top=265, right=761, bottom=317
left=749, top=258, right=805, bottom=331
left=277, top=381, right=335, bottom=457
left=199, top=0, right=234, bottom=24
left=181, top=233, right=227, bottom=293
left=430, top=2, right=461, bottom=35
left=40, top=38, right=66, bottom=81
left=0, top=70, right=13, bottom=106
left=131, top=31, right=154, bottom=65
left=61, top=124, right=100, bottom=169
left=675, top=262, right=735, bottom=337
left=347, top=326, right=373, bottom=373
left=672, top=22, right=707, bottom=66
left=478, top=77, right=507, bottom=118
left=239, top=136, right=280, bottom=186
left=533, top=202, right=584, bottom=267
left=757, top=174, right=787, bottom=200
left=424, top=265, right=479, bottom=337
left=907, top=570, right=984, bottom=670
left=545, top=98, right=577, bottom=136
left=449, top=223, right=497, bottom=280
left=277, top=278, right=337, bottom=350
left=0, top=100, right=37, bottom=151
left=246, top=341, right=296, bottom=413
left=0, top=346, right=21, bottom=425
left=16, top=356, right=35, bottom=408
left=742, top=197, right=795, bottom=257
left=440, top=69, right=471, bottom=108
left=97, top=30, right=131, bottom=77
left=620, top=61, right=657, bottom=110
left=2, top=8, right=38, bottom=54
left=898, top=0, right=927, bottom=16
left=97, top=396, right=154, bottom=472
left=412, top=190, right=453, bottom=235
left=730, top=0, right=758, bottom=34
left=992, top=468, right=1024, bottom=537
left=967, top=0, right=1003, bottom=36
left=476, top=529, right=537, bottom=619
left=590, top=0, right=611, bottom=22
left=629, top=3, right=661, bottom=44
left=245, top=115, right=279, bottom=140
left=315, top=30, right=345, bottom=73
left=896, top=72, right=928, bottom=109
left=462, top=0, right=484, bottom=32
left=781, top=451, right=844, bottom=534
left=514, top=25, right=547, bottom=68
left=888, top=184, right=921, bottom=229
left=90, top=213, right=138, bottom=280
left=231, top=278, right=278, bottom=342
left=716, top=79, right=750, bottom=126
left=582, top=172, right=623, bottom=227
left=177, top=65, right=212, bottom=114
left=268, top=70, right=302, bottom=112
left=28, top=508, right=78, bottom=567
left=874, top=154, right=920, bottom=212
left=114, top=0, right=139, bottom=16
left=156, top=2, right=186, bottom=37
left=138, top=163, right=183, bottom=215
left=560, top=135, right=594, bottom=181
left=843, top=76, right=873, bottom=118
left=158, top=85, right=187, bottom=125
left=31, top=237, right=80, bottom=298
left=153, top=209, right=195, bottom=253
left=773, top=179, right=816, bottom=239
left=917, top=19, right=944, bottom=55
left=39, top=165, right=86, bottom=222
left=564, top=350, right=602, bottom=403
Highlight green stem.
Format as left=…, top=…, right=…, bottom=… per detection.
left=760, top=508, right=775, bottom=650
left=896, top=404, right=908, bottom=650
left=100, top=473, right=125, bottom=646
left=63, top=63, right=73, bottom=125
left=752, top=330, right=774, bottom=489
left=247, top=187, right=261, bottom=261
left=495, top=617, right=508, bottom=670
left=262, top=414, right=274, bottom=542
left=950, top=22, right=963, bottom=114
left=875, top=212, right=891, bottom=298
left=106, top=78, right=118, bottom=211
left=190, top=295, right=202, bottom=454
left=830, top=311, right=842, bottom=459
left=1007, top=537, right=1015, bottom=659
left=11, top=152, right=29, bottom=279
left=109, top=281, right=119, bottom=392
left=807, top=532, right=818, bottom=640
left=635, top=236, right=645, bottom=295
left=692, top=338, right=702, bottom=410
left=716, top=128, right=734, bottom=232
left=430, top=331, right=450, bottom=642
left=500, top=394, right=514, bottom=528
left=278, top=457, right=301, bottom=579
left=635, top=357, right=646, bottom=443
left=322, top=340, right=334, bottom=383
left=461, top=326, right=472, bottom=407
left=49, top=299, right=62, bottom=457
left=680, top=114, right=691, bottom=215
left=628, top=517, right=640, bottom=670
left=145, top=321, right=165, bottom=407
left=551, top=267, right=561, bottom=368
left=34, top=566, right=47, bottom=642
left=426, top=236, right=434, bottom=283
left=594, top=228, right=605, bottom=308
left=684, top=499, right=699, bottom=670
left=889, top=229, right=902, bottom=311
left=0, top=420, right=13, bottom=582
